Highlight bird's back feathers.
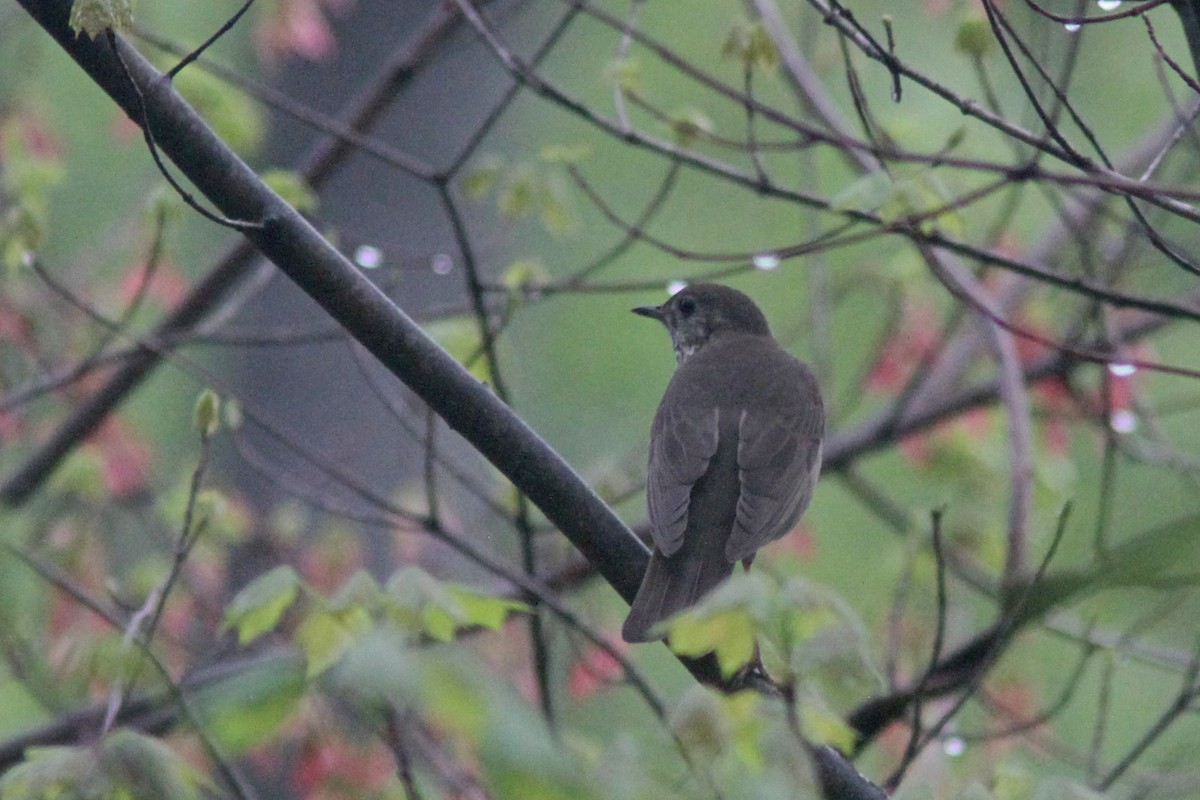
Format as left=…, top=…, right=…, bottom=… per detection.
left=622, top=329, right=823, bottom=643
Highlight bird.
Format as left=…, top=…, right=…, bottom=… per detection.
left=622, top=283, right=824, bottom=644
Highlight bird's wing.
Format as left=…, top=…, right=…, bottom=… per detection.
left=647, top=401, right=719, bottom=557
left=727, top=402, right=823, bottom=562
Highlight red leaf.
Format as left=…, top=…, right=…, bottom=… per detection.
left=866, top=301, right=938, bottom=393
left=256, top=0, right=352, bottom=62
left=87, top=417, right=152, bottom=497
left=118, top=260, right=190, bottom=308
left=567, top=643, right=625, bottom=700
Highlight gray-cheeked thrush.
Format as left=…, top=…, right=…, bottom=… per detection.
left=622, top=283, right=825, bottom=643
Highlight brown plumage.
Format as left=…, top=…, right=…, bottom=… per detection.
left=622, top=283, right=824, bottom=644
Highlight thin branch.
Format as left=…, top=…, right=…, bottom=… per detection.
left=885, top=508, right=949, bottom=791
left=1023, top=0, right=1169, bottom=26
left=1145, top=12, right=1200, bottom=94
left=917, top=245, right=1035, bottom=583
left=1097, top=643, right=1200, bottom=790
left=106, top=29, right=263, bottom=231
left=164, top=0, right=255, bottom=79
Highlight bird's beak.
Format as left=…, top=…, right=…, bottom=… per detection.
left=632, top=304, right=664, bottom=321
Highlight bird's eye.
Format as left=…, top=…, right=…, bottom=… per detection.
left=678, top=297, right=696, bottom=317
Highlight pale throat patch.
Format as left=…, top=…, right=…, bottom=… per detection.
left=673, top=342, right=699, bottom=363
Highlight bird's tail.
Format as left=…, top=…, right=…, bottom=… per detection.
left=621, top=535, right=734, bottom=643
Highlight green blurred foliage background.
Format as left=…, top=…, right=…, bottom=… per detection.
left=4, top=0, right=1200, bottom=797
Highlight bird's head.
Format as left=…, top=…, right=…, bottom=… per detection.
left=633, top=283, right=772, bottom=363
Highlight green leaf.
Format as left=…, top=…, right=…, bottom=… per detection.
left=0, top=729, right=210, bottom=800
left=146, top=183, right=186, bottom=226
left=796, top=699, right=858, bottom=753
left=462, top=155, right=506, bottom=199
left=193, top=389, right=220, bottom=437
left=295, top=603, right=373, bottom=678
left=221, top=565, right=302, bottom=645
left=419, top=656, right=490, bottom=740
left=87, top=631, right=149, bottom=685
left=445, top=585, right=527, bottom=630
left=991, top=762, right=1033, bottom=800
left=0, top=679, right=46, bottom=740
left=261, top=169, right=318, bottom=213
left=666, top=571, right=777, bottom=676
left=1101, top=512, right=1200, bottom=586
left=69, top=0, right=133, bottom=38
left=722, top=20, right=779, bottom=72
left=604, top=57, right=642, bottom=96
left=943, top=126, right=968, bottom=152
left=328, top=626, right=416, bottom=710
left=723, top=691, right=767, bottom=771
left=917, top=173, right=966, bottom=237
left=424, top=315, right=491, bottom=385
left=878, top=172, right=965, bottom=237
left=538, top=143, right=593, bottom=164
left=421, top=600, right=459, bottom=642
left=498, top=167, right=540, bottom=219
left=0, top=744, right=87, bottom=799
left=503, top=259, right=549, bottom=294
left=194, top=652, right=306, bottom=752
left=222, top=397, right=244, bottom=430
left=1007, top=512, right=1200, bottom=632
left=955, top=14, right=994, bottom=59
left=669, top=607, right=757, bottom=677
left=667, top=108, right=714, bottom=146
left=829, top=171, right=894, bottom=215
left=173, top=68, right=265, bottom=155
left=191, top=489, right=233, bottom=542
left=102, top=729, right=211, bottom=799
left=0, top=541, right=53, bottom=650
left=668, top=687, right=772, bottom=775
left=539, top=175, right=577, bottom=235
left=1, top=119, right=65, bottom=270
left=762, top=578, right=882, bottom=705
left=383, top=566, right=525, bottom=641
left=330, top=569, right=382, bottom=610
left=830, top=166, right=966, bottom=237
left=481, top=722, right=589, bottom=800
left=464, top=159, right=576, bottom=235
left=670, top=686, right=730, bottom=758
